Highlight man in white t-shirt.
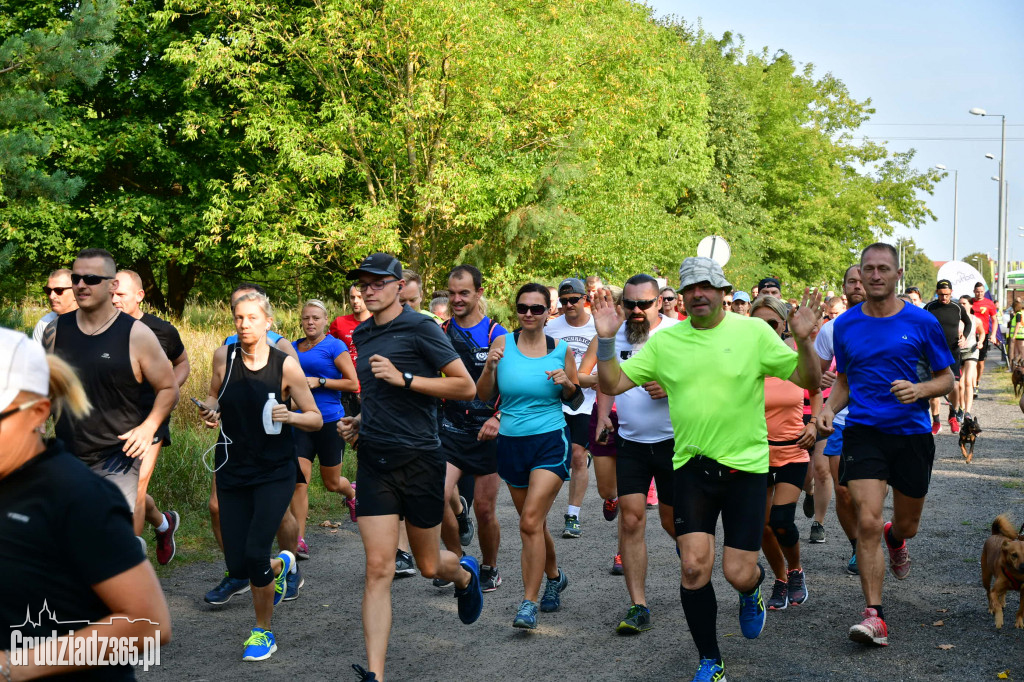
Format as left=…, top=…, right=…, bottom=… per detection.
left=545, top=277, right=597, bottom=538
left=32, top=268, right=78, bottom=344
left=580, top=274, right=678, bottom=634
left=814, top=264, right=864, bottom=576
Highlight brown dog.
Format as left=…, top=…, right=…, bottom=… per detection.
left=958, top=415, right=982, bottom=463
left=1012, top=360, right=1024, bottom=398
left=981, top=515, right=1024, bottom=629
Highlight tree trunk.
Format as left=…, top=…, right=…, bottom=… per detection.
left=134, top=258, right=167, bottom=313
left=165, top=260, right=197, bottom=318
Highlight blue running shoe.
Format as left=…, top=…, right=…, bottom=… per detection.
left=352, top=663, right=378, bottom=680
left=455, top=555, right=483, bottom=624
left=691, top=658, right=726, bottom=682
left=274, top=550, right=296, bottom=606
left=738, top=585, right=766, bottom=639
left=284, top=565, right=304, bottom=601
left=513, top=599, right=539, bottom=629
left=539, top=568, right=568, bottom=612
left=241, top=627, right=276, bottom=661
left=205, top=573, right=250, bottom=605
left=847, top=552, right=859, bottom=576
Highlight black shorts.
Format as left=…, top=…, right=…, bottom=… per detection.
left=673, top=456, right=767, bottom=551
left=768, top=461, right=808, bottom=489
left=564, top=412, right=590, bottom=448
left=616, top=437, right=674, bottom=506
left=294, top=420, right=344, bottom=467
left=355, top=446, right=446, bottom=528
left=978, top=336, right=990, bottom=362
left=441, top=427, right=498, bottom=476
left=839, top=423, right=935, bottom=498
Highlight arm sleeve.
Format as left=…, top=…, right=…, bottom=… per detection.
left=959, top=305, right=972, bottom=334
left=759, top=324, right=800, bottom=379
left=62, top=477, right=146, bottom=586
left=620, top=335, right=658, bottom=386
left=923, top=317, right=956, bottom=371
left=417, top=318, right=461, bottom=370
left=330, top=335, right=349, bottom=356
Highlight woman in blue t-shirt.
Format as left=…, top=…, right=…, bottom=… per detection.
left=291, top=299, right=359, bottom=558
left=476, top=283, right=581, bottom=630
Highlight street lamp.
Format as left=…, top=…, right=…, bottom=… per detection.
left=971, top=107, right=1008, bottom=305
left=935, top=164, right=959, bottom=259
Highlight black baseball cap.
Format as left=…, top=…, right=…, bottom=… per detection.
left=936, top=279, right=952, bottom=291
left=347, top=252, right=403, bottom=280
left=757, top=277, right=782, bottom=291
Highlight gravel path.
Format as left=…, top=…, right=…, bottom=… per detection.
left=150, top=365, right=1024, bottom=681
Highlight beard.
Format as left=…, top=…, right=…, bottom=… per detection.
left=625, top=315, right=651, bottom=346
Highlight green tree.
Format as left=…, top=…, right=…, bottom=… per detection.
left=963, top=252, right=993, bottom=288
left=897, top=237, right=937, bottom=293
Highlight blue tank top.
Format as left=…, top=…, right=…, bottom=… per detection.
left=496, top=332, right=568, bottom=437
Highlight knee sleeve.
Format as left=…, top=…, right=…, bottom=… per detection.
left=769, top=502, right=799, bottom=548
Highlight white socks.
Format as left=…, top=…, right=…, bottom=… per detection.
left=567, top=505, right=581, bottom=519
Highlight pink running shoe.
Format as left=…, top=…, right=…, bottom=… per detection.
left=347, top=483, right=358, bottom=523
left=646, top=480, right=658, bottom=509
left=883, top=521, right=910, bottom=580
left=848, top=607, right=888, bottom=646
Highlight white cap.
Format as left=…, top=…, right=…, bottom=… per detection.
left=0, top=327, right=50, bottom=412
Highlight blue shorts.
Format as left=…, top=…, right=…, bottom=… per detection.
left=823, top=421, right=845, bottom=457
left=496, top=426, right=571, bottom=488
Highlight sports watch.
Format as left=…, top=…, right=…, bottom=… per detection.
left=318, top=377, right=327, bottom=388
left=403, top=372, right=414, bottom=388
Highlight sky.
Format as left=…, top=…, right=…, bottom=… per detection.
left=648, top=0, right=1024, bottom=269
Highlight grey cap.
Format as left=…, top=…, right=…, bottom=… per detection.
left=558, top=278, right=586, bottom=296
left=678, top=257, right=732, bottom=293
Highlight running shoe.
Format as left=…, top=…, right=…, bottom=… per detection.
left=737, top=573, right=766, bottom=639
left=456, top=495, right=475, bottom=546
left=433, top=578, right=453, bottom=588
left=603, top=497, right=619, bottom=521
left=973, top=388, right=979, bottom=401
left=455, top=555, right=483, bottom=624
left=646, top=480, right=658, bottom=508
left=274, top=550, right=296, bottom=606
left=948, top=415, right=960, bottom=434
left=346, top=494, right=357, bottom=523
left=931, top=417, right=941, bottom=435
left=883, top=521, right=911, bottom=580
left=616, top=603, right=652, bottom=634
left=847, top=552, right=859, bottom=576
left=395, top=550, right=416, bottom=577
left=480, top=565, right=502, bottom=592
left=242, top=627, right=276, bottom=661
left=610, top=553, right=623, bottom=576
left=955, top=408, right=964, bottom=422
left=562, top=514, right=581, bottom=538
left=808, top=521, right=826, bottom=544
left=787, top=569, right=807, bottom=606
left=296, top=537, right=310, bottom=561
left=513, top=599, right=539, bottom=629
left=352, top=664, right=378, bottom=681
left=848, top=607, right=888, bottom=646
left=154, top=510, right=179, bottom=566
left=766, top=579, right=788, bottom=611
left=205, top=573, right=251, bottom=605
left=690, top=658, right=726, bottom=682
left=283, top=566, right=303, bottom=601
left=540, top=568, right=568, bottom=612
left=802, top=493, right=814, bottom=518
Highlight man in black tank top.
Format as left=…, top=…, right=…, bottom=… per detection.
left=113, top=269, right=191, bottom=563
left=44, top=249, right=178, bottom=533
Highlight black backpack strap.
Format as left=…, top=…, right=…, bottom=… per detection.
left=546, top=335, right=557, bottom=352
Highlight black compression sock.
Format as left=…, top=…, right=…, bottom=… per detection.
left=850, top=538, right=857, bottom=553
left=869, top=604, right=885, bottom=621
left=681, top=583, right=720, bottom=662
left=740, top=563, right=766, bottom=595
left=884, top=524, right=902, bottom=549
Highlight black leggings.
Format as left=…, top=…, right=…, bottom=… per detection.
left=217, top=476, right=294, bottom=588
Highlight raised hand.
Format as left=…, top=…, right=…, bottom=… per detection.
left=591, top=288, right=621, bottom=339
left=788, top=287, right=823, bottom=342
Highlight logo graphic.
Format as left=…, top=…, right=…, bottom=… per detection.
left=10, top=601, right=161, bottom=671
left=100, top=352, right=110, bottom=359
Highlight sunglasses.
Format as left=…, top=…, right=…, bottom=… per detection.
left=0, top=399, right=41, bottom=425
left=558, top=296, right=584, bottom=306
left=71, top=274, right=114, bottom=286
left=516, top=303, right=547, bottom=316
left=623, top=298, right=657, bottom=311
left=662, top=296, right=676, bottom=302
left=765, top=319, right=780, bottom=330
left=356, top=278, right=399, bottom=292
left=43, top=286, right=72, bottom=296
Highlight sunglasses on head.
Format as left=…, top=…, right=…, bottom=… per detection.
left=623, top=298, right=657, bottom=311
left=43, top=286, right=71, bottom=296
left=71, top=274, right=114, bottom=286
left=516, top=303, right=547, bottom=316
left=558, top=295, right=584, bottom=307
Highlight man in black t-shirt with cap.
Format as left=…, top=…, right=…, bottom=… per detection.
left=923, top=279, right=971, bottom=434
left=338, top=252, right=484, bottom=682
left=757, top=277, right=782, bottom=298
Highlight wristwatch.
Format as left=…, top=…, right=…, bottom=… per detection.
left=403, top=372, right=414, bottom=388
left=318, top=377, right=327, bottom=388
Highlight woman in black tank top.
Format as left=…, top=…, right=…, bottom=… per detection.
left=195, top=292, right=322, bottom=662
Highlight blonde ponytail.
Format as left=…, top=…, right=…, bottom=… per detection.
left=46, top=355, right=91, bottom=421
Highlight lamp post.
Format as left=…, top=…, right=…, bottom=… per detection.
left=971, top=107, right=1007, bottom=305
left=935, top=164, right=959, bottom=259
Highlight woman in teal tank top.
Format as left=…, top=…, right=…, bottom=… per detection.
left=477, top=283, right=581, bottom=630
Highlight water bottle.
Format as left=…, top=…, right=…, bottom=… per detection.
left=262, top=393, right=282, bottom=435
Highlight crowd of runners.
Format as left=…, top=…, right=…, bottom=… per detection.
left=0, top=243, right=1012, bottom=681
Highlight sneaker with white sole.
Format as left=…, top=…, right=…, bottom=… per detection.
left=848, top=607, right=888, bottom=646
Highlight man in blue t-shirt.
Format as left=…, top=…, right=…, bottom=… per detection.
left=437, top=265, right=507, bottom=593
left=820, top=243, right=954, bottom=649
